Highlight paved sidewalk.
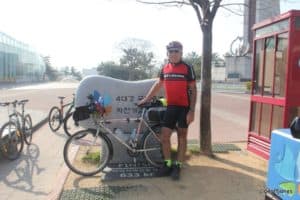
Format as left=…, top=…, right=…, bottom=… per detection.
left=0, top=82, right=78, bottom=200
left=0, top=82, right=253, bottom=200
left=61, top=143, right=268, bottom=200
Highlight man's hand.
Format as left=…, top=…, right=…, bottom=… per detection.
left=186, top=110, right=195, bottom=125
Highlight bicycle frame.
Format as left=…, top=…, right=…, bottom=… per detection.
left=60, top=96, right=74, bottom=121
left=90, top=107, right=161, bottom=154
left=9, top=101, right=22, bottom=128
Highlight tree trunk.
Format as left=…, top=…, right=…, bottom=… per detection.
left=200, top=23, right=213, bottom=156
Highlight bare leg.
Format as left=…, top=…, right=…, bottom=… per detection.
left=177, top=128, right=188, bottom=163
left=160, top=127, right=172, bottom=160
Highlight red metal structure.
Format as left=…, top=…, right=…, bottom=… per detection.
left=248, top=10, right=300, bottom=159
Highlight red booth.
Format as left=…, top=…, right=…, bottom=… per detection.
left=248, top=10, right=300, bottom=159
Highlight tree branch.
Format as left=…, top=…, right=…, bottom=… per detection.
left=189, top=0, right=203, bottom=26
left=136, top=0, right=190, bottom=6
left=219, top=5, right=244, bottom=16
left=220, top=3, right=248, bottom=7
left=211, top=0, right=221, bottom=19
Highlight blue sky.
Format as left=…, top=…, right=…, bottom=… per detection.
left=0, top=0, right=299, bottom=69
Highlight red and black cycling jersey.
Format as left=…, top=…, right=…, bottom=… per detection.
left=159, top=61, right=196, bottom=106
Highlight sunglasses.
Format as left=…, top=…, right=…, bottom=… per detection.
left=168, top=50, right=181, bottom=53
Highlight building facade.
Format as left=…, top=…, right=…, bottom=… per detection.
left=0, top=32, right=45, bottom=83
left=225, top=0, right=280, bottom=81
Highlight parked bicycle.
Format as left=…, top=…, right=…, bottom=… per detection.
left=63, top=96, right=165, bottom=176
left=0, top=99, right=32, bottom=160
left=48, top=94, right=76, bottom=136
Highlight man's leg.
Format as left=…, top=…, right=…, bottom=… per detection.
left=157, top=126, right=173, bottom=176
left=161, top=127, right=173, bottom=162
left=171, top=107, right=189, bottom=180
left=170, top=127, right=187, bottom=180
left=177, top=127, right=188, bottom=163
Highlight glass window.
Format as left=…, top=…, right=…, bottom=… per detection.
left=255, top=19, right=289, bottom=37
left=250, top=102, right=261, bottom=133
left=274, top=33, right=288, bottom=97
left=253, top=39, right=264, bottom=95
left=263, top=37, right=275, bottom=96
left=260, top=103, right=272, bottom=138
left=271, top=105, right=283, bottom=131
left=295, top=16, right=300, bottom=30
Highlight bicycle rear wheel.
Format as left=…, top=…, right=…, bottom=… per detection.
left=63, top=112, right=84, bottom=137
left=48, top=106, right=62, bottom=132
left=63, top=129, right=111, bottom=176
left=142, top=125, right=164, bottom=167
left=24, top=114, right=33, bottom=145
left=0, top=121, right=24, bottom=160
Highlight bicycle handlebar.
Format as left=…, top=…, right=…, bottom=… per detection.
left=18, top=99, right=29, bottom=105
left=0, top=102, right=10, bottom=107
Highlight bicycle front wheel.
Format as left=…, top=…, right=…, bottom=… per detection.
left=24, top=114, right=33, bottom=145
left=63, top=129, right=111, bottom=176
left=48, top=106, right=62, bottom=132
left=142, top=125, right=164, bottom=167
left=63, top=112, right=84, bottom=137
left=0, top=121, right=24, bottom=160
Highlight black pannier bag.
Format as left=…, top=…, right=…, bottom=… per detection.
left=146, top=107, right=166, bottom=123
left=73, top=106, right=91, bottom=123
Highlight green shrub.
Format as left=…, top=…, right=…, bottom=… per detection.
left=246, top=81, right=252, bottom=91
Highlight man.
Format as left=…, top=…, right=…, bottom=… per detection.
left=138, top=41, right=197, bottom=180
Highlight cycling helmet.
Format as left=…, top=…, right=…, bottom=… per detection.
left=290, top=116, right=300, bottom=139
left=166, top=41, right=183, bottom=51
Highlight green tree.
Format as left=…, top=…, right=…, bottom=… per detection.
left=212, top=53, right=225, bottom=67
left=118, top=38, right=155, bottom=80
left=137, top=0, right=245, bottom=156
left=70, top=66, right=83, bottom=81
left=63, top=66, right=71, bottom=76
left=97, top=61, right=130, bottom=80
left=183, top=52, right=201, bottom=80
left=43, top=56, right=58, bottom=81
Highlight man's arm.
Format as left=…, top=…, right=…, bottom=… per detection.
left=188, top=82, right=197, bottom=112
left=186, top=81, right=197, bottom=124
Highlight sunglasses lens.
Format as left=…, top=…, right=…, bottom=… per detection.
left=168, top=50, right=179, bottom=53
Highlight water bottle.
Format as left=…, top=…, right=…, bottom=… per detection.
left=129, top=128, right=137, bottom=141
left=98, top=96, right=104, bottom=106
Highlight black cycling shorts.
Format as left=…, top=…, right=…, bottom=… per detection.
left=162, top=105, right=189, bottom=130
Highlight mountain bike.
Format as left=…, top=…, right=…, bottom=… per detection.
left=0, top=100, right=31, bottom=160
left=63, top=98, right=165, bottom=176
left=16, top=99, right=33, bottom=145
left=48, top=94, right=75, bottom=136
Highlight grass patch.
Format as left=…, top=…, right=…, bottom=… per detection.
left=187, top=144, right=200, bottom=155
left=82, top=152, right=100, bottom=164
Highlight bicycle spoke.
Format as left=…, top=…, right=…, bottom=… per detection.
left=0, top=122, right=24, bottom=160
left=143, top=126, right=164, bottom=167
left=48, top=107, right=62, bottom=132
left=63, top=130, right=111, bottom=176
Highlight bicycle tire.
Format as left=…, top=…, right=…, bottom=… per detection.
left=48, top=106, right=62, bottom=132
left=0, top=121, right=24, bottom=160
left=24, top=114, right=33, bottom=145
left=63, top=129, right=112, bottom=176
left=63, top=111, right=83, bottom=137
left=142, top=125, right=164, bottom=167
